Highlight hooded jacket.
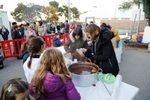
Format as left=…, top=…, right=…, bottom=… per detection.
left=53, top=36, right=62, bottom=47
left=64, top=31, right=88, bottom=53
left=86, top=28, right=119, bottom=76
left=111, top=27, right=120, bottom=41
left=29, top=72, right=81, bottom=100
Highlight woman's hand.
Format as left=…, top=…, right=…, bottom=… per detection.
left=67, top=53, right=72, bottom=58
left=81, top=48, right=87, bottom=53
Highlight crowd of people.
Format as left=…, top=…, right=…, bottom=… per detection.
left=0, top=20, right=121, bottom=100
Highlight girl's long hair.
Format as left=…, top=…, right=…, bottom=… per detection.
left=32, top=48, right=72, bottom=98
left=27, top=37, right=44, bottom=68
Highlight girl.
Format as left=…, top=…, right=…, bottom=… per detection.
left=23, top=37, right=45, bottom=83
left=1, top=78, right=30, bottom=100
left=30, top=48, right=81, bottom=100
left=19, top=35, right=36, bottom=64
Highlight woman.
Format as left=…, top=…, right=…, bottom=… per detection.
left=12, top=25, right=22, bottom=58
left=64, top=27, right=88, bottom=60
left=24, top=25, right=37, bottom=38
left=82, top=24, right=119, bottom=76
left=70, top=22, right=76, bottom=32
left=37, top=21, right=47, bottom=36
left=0, top=25, right=9, bottom=40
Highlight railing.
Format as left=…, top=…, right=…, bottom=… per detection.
left=0, top=33, right=69, bottom=58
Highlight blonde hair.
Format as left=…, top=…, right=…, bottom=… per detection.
left=85, top=24, right=101, bottom=40
left=1, top=78, right=29, bottom=100
left=32, top=48, right=72, bottom=98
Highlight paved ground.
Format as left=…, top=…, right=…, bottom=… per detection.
left=0, top=46, right=150, bottom=100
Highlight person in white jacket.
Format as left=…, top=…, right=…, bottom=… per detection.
left=23, top=36, right=45, bottom=83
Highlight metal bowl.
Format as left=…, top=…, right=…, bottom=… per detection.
left=68, top=62, right=99, bottom=87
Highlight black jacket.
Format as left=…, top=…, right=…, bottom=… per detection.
left=0, top=28, right=9, bottom=40
left=12, top=30, right=22, bottom=39
left=86, top=28, right=119, bottom=76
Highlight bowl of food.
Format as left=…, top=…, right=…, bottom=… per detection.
left=68, top=62, right=99, bottom=87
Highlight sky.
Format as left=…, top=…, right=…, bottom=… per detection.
left=1, top=0, right=142, bottom=21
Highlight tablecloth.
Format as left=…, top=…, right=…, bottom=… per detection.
left=75, top=80, right=139, bottom=100
left=56, top=46, right=139, bottom=100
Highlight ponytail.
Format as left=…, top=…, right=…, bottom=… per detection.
left=27, top=53, right=33, bottom=68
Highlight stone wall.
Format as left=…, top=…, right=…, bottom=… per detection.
left=100, top=19, right=148, bottom=32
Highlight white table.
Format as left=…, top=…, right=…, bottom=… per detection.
left=119, top=35, right=130, bottom=40
left=76, top=80, right=139, bottom=100
left=56, top=46, right=139, bottom=100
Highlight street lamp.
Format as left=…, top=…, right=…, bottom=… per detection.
left=93, top=6, right=97, bottom=23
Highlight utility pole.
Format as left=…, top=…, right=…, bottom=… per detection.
left=0, top=4, right=3, bottom=9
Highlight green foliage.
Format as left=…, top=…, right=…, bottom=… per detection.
left=11, top=3, right=43, bottom=22
left=49, top=1, right=80, bottom=21
left=10, top=3, right=27, bottom=21
left=58, top=7, right=64, bottom=16
left=142, top=0, right=150, bottom=25
left=118, top=1, right=133, bottom=12
left=10, top=1, right=80, bottom=22
left=49, top=1, right=59, bottom=9
left=43, top=6, right=59, bottom=22
left=118, top=0, right=142, bottom=12
left=71, top=7, right=80, bottom=20
left=62, top=5, right=69, bottom=18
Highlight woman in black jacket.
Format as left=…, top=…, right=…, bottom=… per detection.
left=0, top=25, right=9, bottom=40
left=82, top=24, right=119, bottom=76
left=12, top=25, right=22, bottom=59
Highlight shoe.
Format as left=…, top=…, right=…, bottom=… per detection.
left=0, top=65, right=4, bottom=70
left=17, top=56, right=22, bottom=60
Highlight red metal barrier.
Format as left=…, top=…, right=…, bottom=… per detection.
left=40, top=34, right=55, bottom=48
left=0, top=39, right=25, bottom=58
left=61, top=33, right=69, bottom=46
left=0, top=33, right=70, bottom=58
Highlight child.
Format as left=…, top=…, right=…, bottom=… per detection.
left=1, top=78, right=30, bottom=100
left=53, top=33, right=63, bottom=47
left=30, top=48, right=81, bottom=100
left=19, top=35, right=36, bottom=64
left=23, top=37, right=45, bottom=83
